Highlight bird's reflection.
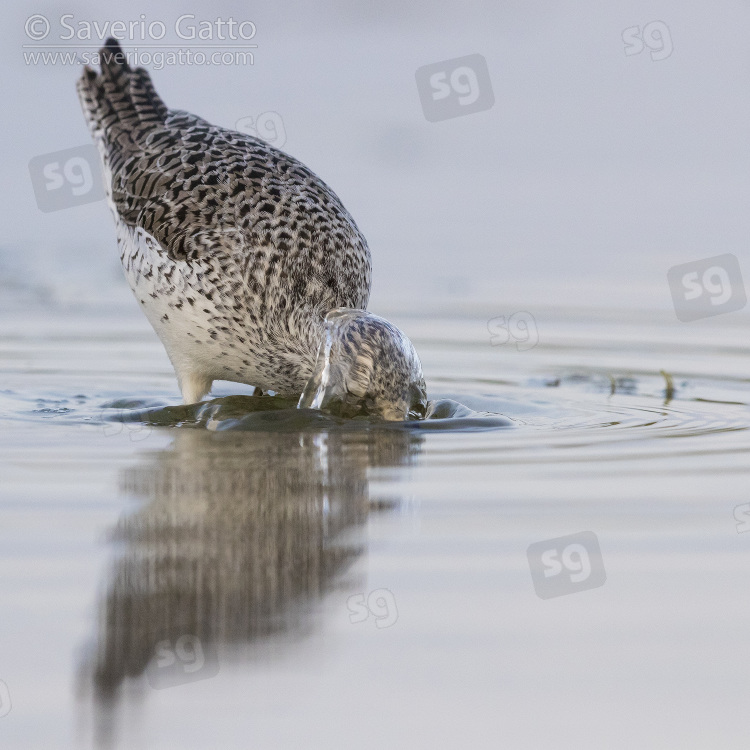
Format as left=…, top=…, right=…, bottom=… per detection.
left=81, top=422, right=422, bottom=743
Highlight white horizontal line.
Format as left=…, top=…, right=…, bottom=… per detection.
left=22, top=45, right=258, bottom=48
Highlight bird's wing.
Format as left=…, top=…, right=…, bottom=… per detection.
left=77, top=38, right=370, bottom=307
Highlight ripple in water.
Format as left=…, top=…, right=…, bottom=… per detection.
left=85, top=367, right=750, bottom=441
left=101, top=395, right=515, bottom=433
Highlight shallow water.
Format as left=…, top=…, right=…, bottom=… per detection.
left=1, top=300, right=750, bottom=749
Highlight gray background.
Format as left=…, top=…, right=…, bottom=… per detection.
left=2, top=0, right=747, bottom=314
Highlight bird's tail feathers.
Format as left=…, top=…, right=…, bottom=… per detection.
left=76, top=38, right=168, bottom=170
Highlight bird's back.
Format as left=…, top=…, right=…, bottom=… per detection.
left=77, top=39, right=371, bottom=396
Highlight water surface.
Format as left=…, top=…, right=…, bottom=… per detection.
left=1, top=300, right=749, bottom=749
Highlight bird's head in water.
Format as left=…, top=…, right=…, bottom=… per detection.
left=298, top=309, right=427, bottom=421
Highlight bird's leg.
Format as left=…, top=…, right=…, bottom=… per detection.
left=177, top=372, right=213, bottom=404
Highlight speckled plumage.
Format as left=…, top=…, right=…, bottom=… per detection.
left=78, top=39, right=425, bottom=418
